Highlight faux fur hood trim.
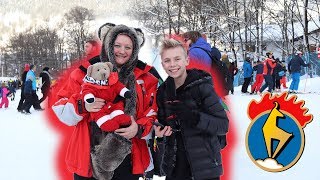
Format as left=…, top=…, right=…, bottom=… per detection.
left=99, top=24, right=140, bottom=116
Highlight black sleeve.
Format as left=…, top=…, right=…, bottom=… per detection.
left=299, top=58, right=308, bottom=67
left=288, top=60, right=292, bottom=71
left=196, top=83, right=229, bottom=136
left=156, top=85, right=167, bottom=126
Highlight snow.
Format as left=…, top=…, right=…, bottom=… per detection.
left=0, top=91, right=58, bottom=180
left=0, top=77, right=319, bottom=179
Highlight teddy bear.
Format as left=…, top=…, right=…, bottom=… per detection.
left=81, top=62, right=132, bottom=132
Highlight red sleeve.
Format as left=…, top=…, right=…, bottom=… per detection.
left=52, top=69, right=89, bottom=126
left=135, top=74, right=158, bottom=139
left=268, top=60, right=276, bottom=68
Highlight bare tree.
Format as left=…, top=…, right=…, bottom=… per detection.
left=7, top=26, right=62, bottom=77
left=63, top=6, right=94, bottom=59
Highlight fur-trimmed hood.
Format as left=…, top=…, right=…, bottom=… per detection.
left=99, top=24, right=144, bottom=117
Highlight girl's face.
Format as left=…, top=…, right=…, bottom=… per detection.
left=113, top=34, right=133, bottom=67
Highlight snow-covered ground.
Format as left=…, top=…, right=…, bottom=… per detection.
left=0, top=91, right=58, bottom=180
left=0, top=77, right=319, bottom=180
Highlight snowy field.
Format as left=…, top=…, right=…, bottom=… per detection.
left=0, top=77, right=319, bottom=180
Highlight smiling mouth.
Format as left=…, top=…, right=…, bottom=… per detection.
left=116, top=56, right=126, bottom=59
left=169, top=68, right=179, bottom=73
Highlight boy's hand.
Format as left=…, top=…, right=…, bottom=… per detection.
left=85, top=97, right=105, bottom=112
left=154, top=125, right=172, bottom=138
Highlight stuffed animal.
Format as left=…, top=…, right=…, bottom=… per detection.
left=81, top=62, right=132, bottom=132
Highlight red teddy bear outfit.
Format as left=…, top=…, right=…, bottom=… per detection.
left=81, top=72, right=131, bottom=132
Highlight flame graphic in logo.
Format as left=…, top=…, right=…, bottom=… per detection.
left=248, top=92, right=313, bottom=128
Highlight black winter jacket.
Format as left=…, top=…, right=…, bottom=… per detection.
left=39, top=71, right=51, bottom=92
left=20, top=71, right=27, bottom=93
left=273, top=62, right=285, bottom=80
left=156, top=69, right=229, bottom=180
left=288, top=55, right=309, bottom=73
left=253, top=63, right=264, bottom=74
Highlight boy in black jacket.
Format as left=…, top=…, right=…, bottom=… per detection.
left=155, top=39, right=229, bottom=180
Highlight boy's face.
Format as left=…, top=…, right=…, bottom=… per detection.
left=84, top=43, right=94, bottom=55
left=161, top=46, right=189, bottom=79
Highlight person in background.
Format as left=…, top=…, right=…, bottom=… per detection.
left=155, top=39, right=229, bottom=180
left=259, top=52, right=276, bottom=94
left=17, top=64, right=30, bottom=112
left=182, top=31, right=212, bottom=67
left=241, top=57, right=253, bottom=94
left=250, top=60, right=264, bottom=94
left=8, top=80, right=16, bottom=101
left=84, top=40, right=100, bottom=57
left=0, top=83, right=10, bottom=109
left=273, top=58, right=284, bottom=92
left=288, top=51, right=310, bottom=94
left=182, top=31, right=230, bottom=96
left=39, top=67, right=52, bottom=104
left=221, top=54, right=231, bottom=70
left=22, top=65, right=43, bottom=114
left=280, top=61, right=288, bottom=89
left=50, top=37, right=102, bottom=179
left=228, top=61, right=238, bottom=94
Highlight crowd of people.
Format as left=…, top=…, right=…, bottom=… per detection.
left=0, top=64, right=52, bottom=113
left=238, top=51, right=310, bottom=95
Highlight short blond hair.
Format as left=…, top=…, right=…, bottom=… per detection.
left=159, top=39, right=187, bottom=57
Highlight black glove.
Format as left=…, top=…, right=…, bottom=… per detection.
left=165, top=100, right=200, bottom=127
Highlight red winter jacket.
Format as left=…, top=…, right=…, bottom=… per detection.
left=262, top=58, right=276, bottom=75
left=52, top=61, right=159, bottom=177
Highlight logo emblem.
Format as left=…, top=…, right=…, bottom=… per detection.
left=246, top=92, right=313, bottom=172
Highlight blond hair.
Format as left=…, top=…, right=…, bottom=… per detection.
left=159, top=39, right=187, bottom=58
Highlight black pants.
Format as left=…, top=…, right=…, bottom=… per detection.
left=23, top=91, right=41, bottom=112
left=275, top=79, right=281, bottom=89
left=241, top=77, right=252, bottom=93
left=228, top=77, right=235, bottom=94
left=39, top=88, right=49, bottom=103
left=17, top=91, right=26, bottom=111
left=260, top=75, right=274, bottom=93
left=74, top=155, right=140, bottom=180
left=272, top=74, right=276, bottom=90
left=112, top=154, right=140, bottom=180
